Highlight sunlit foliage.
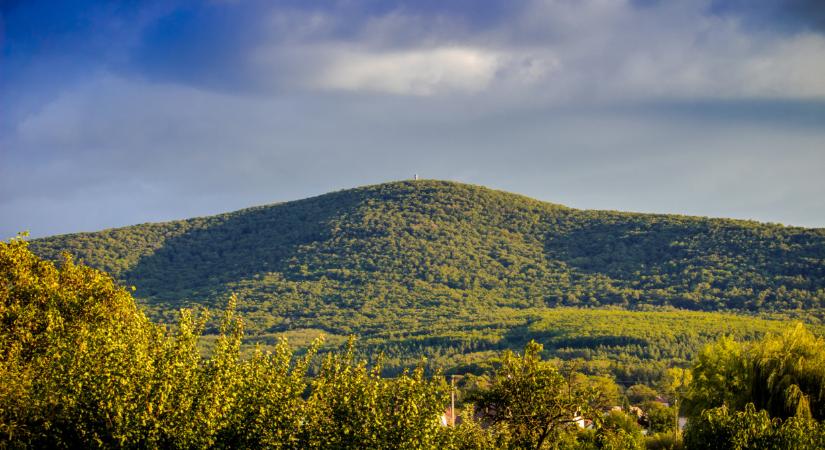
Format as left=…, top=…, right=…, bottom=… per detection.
left=684, top=325, right=825, bottom=448
left=2, top=237, right=656, bottom=449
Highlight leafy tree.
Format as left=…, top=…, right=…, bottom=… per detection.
left=626, top=384, right=658, bottom=405
left=748, top=324, right=825, bottom=420
left=643, top=401, right=677, bottom=434
left=683, top=337, right=750, bottom=417
left=0, top=237, right=456, bottom=449
left=474, top=341, right=599, bottom=449
left=305, top=340, right=449, bottom=449
left=683, top=403, right=825, bottom=450
left=685, top=325, right=825, bottom=421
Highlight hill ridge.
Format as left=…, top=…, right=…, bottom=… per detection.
left=33, top=180, right=822, bottom=240
left=27, top=179, right=825, bottom=375
left=29, top=179, right=825, bottom=318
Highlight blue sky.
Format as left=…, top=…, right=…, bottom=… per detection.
left=2, top=0, right=825, bottom=238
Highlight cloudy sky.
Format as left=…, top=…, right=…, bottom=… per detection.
left=2, top=0, right=825, bottom=238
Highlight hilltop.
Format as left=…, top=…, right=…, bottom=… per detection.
left=30, top=180, right=825, bottom=375
left=31, top=180, right=825, bottom=312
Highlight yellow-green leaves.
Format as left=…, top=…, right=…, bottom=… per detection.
left=0, top=240, right=456, bottom=449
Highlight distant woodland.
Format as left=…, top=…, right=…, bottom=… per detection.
left=28, top=181, right=825, bottom=377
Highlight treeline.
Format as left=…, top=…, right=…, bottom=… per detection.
left=27, top=181, right=825, bottom=384
left=6, top=238, right=825, bottom=449
left=30, top=180, right=825, bottom=316
left=349, top=306, right=806, bottom=385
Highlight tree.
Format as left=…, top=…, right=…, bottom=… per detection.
left=305, top=339, right=449, bottom=449
left=474, top=341, right=599, bottom=449
left=0, top=235, right=162, bottom=447
left=643, top=401, right=676, bottom=434
left=684, top=325, right=825, bottom=421
left=748, top=324, right=825, bottom=420
left=625, top=384, right=658, bottom=405
left=683, top=403, right=825, bottom=450
left=683, top=336, right=750, bottom=417
left=0, top=238, right=455, bottom=449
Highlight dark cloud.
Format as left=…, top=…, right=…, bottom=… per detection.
left=710, top=0, right=825, bottom=33
left=610, top=99, right=825, bottom=129
left=124, top=0, right=523, bottom=91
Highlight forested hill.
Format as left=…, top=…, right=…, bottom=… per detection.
left=31, top=180, right=825, bottom=318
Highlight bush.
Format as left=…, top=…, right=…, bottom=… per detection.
left=0, top=238, right=453, bottom=449
left=643, top=401, right=677, bottom=434
left=626, top=385, right=659, bottom=405
left=683, top=403, right=825, bottom=450
left=644, top=431, right=682, bottom=450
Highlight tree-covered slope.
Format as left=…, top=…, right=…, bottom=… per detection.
left=30, top=180, right=825, bottom=317
left=27, top=180, right=825, bottom=377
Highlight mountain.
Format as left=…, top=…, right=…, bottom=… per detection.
left=29, top=180, right=825, bottom=377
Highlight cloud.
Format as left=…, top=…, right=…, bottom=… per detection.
left=3, top=70, right=824, bottom=239
left=311, top=46, right=499, bottom=95
left=241, top=0, right=825, bottom=101
left=709, top=0, right=825, bottom=34
left=3, top=0, right=825, bottom=238
left=263, top=44, right=557, bottom=96
left=10, top=0, right=823, bottom=103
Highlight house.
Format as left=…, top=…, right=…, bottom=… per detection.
left=572, top=412, right=594, bottom=429
left=440, top=406, right=457, bottom=426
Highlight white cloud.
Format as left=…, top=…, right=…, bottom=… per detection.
left=740, top=33, right=825, bottom=98
left=312, top=46, right=500, bottom=95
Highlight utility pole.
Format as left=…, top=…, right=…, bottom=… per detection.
left=674, top=398, right=679, bottom=438
left=450, top=374, right=465, bottom=425
left=451, top=374, right=456, bottom=426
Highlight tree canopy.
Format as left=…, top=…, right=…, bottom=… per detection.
left=26, top=181, right=825, bottom=377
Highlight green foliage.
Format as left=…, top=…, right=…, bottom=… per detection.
left=440, top=405, right=505, bottom=450
left=304, top=339, right=448, bottom=449
left=748, top=324, right=825, bottom=420
left=223, top=338, right=319, bottom=448
left=594, top=427, right=645, bottom=450
left=682, top=325, right=825, bottom=448
left=643, top=401, right=677, bottom=434
left=683, top=336, right=750, bottom=417
left=9, top=238, right=825, bottom=448
left=27, top=181, right=825, bottom=379
left=601, top=409, right=643, bottom=435
left=574, top=410, right=646, bottom=450
left=644, top=431, right=682, bottom=450
left=685, top=324, right=825, bottom=421
left=0, top=235, right=161, bottom=447
left=626, top=384, right=659, bottom=405
left=473, top=341, right=602, bottom=449
left=31, top=181, right=825, bottom=318
left=683, top=403, right=825, bottom=450
left=0, top=238, right=455, bottom=449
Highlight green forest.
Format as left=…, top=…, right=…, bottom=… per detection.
left=27, top=181, right=825, bottom=377
left=4, top=237, right=825, bottom=449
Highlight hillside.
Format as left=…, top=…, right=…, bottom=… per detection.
left=29, top=180, right=825, bottom=376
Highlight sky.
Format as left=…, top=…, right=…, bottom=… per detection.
left=2, top=0, right=825, bottom=239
